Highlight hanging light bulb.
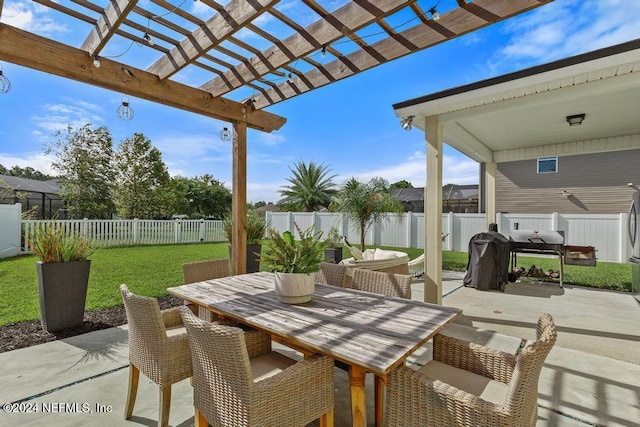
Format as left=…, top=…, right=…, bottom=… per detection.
left=428, top=6, right=440, bottom=21
left=92, top=55, right=101, bottom=68
left=143, top=32, right=155, bottom=46
left=220, top=126, right=232, bottom=141
left=321, top=46, right=327, bottom=58
left=287, top=73, right=294, bottom=83
left=0, top=63, right=11, bottom=94
left=117, top=96, right=134, bottom=120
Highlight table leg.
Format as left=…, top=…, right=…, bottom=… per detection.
left=374, top=375, right=386, bottom=427
left=349, top=365, right=367, bottom=427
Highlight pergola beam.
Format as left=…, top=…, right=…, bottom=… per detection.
left=0, top=23, right=286, bottom=132
left=147, top=0, right=279, bottom=80
left=200, top=0, right=413, bottom=97
left=251, top=0, right=553, bottom=108
left=80, top=0, right=139, bottom=55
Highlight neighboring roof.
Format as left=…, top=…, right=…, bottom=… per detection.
left=0, top=175, right=61, bottom=195
left=391, top=188, right=423, bottom=203
left=393, top=38, right=640, bottom=163
left=255, top=203, right=279, bottom=213
left=392, top=185, right=478, bottom=202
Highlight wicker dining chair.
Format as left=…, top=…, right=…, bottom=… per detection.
left=182, top=258, right=230, bottom=284
left=316, top=262, right=347, bottom=287
left=385, top=313, right=558, bottom=427
left=182, top=258, right=230, bottom=321
left=350, top=268, right=412, bottom=299
left=120, top=284, right=193, bottom=427
left=180, top=307, right=335, bottom=427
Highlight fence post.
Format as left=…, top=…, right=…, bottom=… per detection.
left=288, top=211, right=294, bottom=233
left=133, top=218, right=139, bottom=245
left=199, top=219, right=205, bottom=242
left=552, top=212, right=559, bottom=231
left=406, top=212, right=413, bottom=248
left=174, top=219, right=180, bottom=243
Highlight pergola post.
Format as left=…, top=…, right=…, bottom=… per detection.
left=485, top=161, right=497, bottom=227
left=231, top=121, right=248, bottom=275
left=424, top=116, right=443, bottom=304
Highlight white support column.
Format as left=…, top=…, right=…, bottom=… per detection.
left=485, top=161, right=497, bottom=228
left=424, top=116, right=443, bottom=305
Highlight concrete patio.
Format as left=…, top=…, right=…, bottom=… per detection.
left=1, top=272, right=639, bottom=426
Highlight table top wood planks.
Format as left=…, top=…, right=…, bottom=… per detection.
left=168, top=271, right=462, bottom=427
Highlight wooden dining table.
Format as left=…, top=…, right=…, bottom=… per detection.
left=167, top=271, right=462, bottom=427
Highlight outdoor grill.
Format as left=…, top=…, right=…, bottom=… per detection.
left=509, top=230, right=566, bottom=287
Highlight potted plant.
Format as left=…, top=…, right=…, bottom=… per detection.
left=259, top=224, right=327, bottom=304
left=27, top=224, right=94, bottom=333
left=324, top=226, right=343, bottom=264
left=224, top=213, right=267, bottom=273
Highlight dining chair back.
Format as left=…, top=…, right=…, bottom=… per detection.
left=182, top=258, right=230, bottom=321
left=182, top=258, right=230, bottom=284
left=351, top=268, right=412, bottom=299
left=120, top=284, right=192, bottom=427
left=180, top=307, right=335, bottom=427
left=316, top=262, right=347, bottom=287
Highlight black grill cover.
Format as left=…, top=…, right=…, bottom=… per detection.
left=463, top=231, right=511, bottom=291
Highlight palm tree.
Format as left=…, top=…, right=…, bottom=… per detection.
left=279, top=161, right=337, bottom=212
left=333, top=177, right=404, bottom=250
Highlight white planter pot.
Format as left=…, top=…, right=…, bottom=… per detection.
left=274, top=272, right=315, bottom=304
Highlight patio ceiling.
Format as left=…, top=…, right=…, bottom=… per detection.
left=393, top=38, right=640, bottom=163
left=0, top=0, right=553, bottom=130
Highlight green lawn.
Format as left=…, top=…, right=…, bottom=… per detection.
left=0, top=243, right=632, bottom=326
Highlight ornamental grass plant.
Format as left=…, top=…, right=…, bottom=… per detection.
left=27, top=224, right=95, bottom=263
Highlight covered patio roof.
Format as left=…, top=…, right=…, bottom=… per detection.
left=0, top=0, right=553, bottom=274
left=393, top=37, right=640, bottom=303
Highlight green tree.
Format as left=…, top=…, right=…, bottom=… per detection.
left=113, top=133, right=170, bottom=219
left=279, top=161, right=337, bottom=211
left=47, top=124, right=115, bottom=219
left=187, top=175, right=232, bottom=219
left=389, top=180, right=413, bottom=189
left=333, top=177, right=404, bottom=250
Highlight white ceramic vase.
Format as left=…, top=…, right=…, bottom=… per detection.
left=274, top=272, right=315, bottom=304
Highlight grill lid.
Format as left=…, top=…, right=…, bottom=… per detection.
left=509, top=230, right=564, bottom=244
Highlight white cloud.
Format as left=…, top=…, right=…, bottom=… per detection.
left=3, top=1, right=68, bottom=35
left=0, top=152, right=56, bottom=175
left=498, top=0, right=640, bottom=65
left=335, top=151, right=478, bottom=188
left=254, top=131, right=286, bottom=147
left=31, top=101, right=104, bottom=135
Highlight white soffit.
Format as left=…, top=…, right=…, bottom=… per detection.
left=394, top=40, right=640, bottom=163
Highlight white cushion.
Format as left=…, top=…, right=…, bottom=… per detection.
left=419, top=360, right=508, bottom=404
left=373, top=248, right=401, bottom=260
left=362, top=249, right=376, bottom=260
left=250, top=351, right=297, bottom=382
left=165, top=325, right=187, bottom=337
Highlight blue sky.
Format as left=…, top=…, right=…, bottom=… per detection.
left=1, top=0, right=640, bottom=203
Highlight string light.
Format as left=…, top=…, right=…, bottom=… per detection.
left=220, top=126, right=231, bottom=141
left=117, top=96, right=134, bottom=120
left=0, top=63, right=11, bottom=94
left=143, top=33, right=155, bottom=46
left=92, top=55, right=101, bottom=68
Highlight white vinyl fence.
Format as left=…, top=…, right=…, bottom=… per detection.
left=266, top=211, right=631, bottom=263
left=0, top=203, right=21, bottom=259
left=16, top=212, right=631, bottom=263
left=21, top=218, right=227, bottom=251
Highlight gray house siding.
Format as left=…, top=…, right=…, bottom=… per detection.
left=496, top=149, right=640, bottom=214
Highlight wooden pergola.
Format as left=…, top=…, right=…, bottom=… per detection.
left=0, top=0, right=552, bottom=276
